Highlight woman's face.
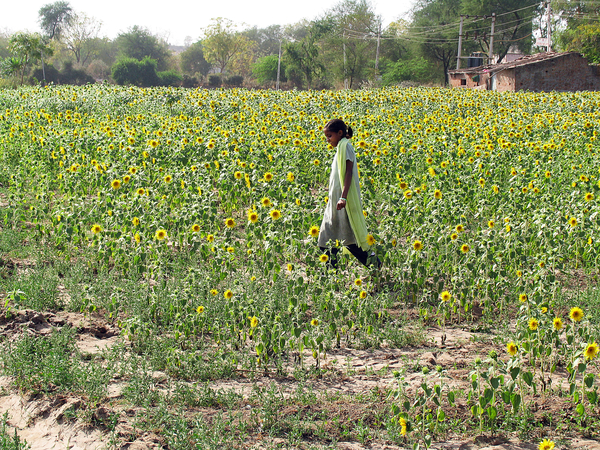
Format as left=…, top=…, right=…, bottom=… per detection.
left=323, top=129, right=344, bottom=147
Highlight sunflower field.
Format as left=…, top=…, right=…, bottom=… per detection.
left=0, top=84, right=599, bottom=448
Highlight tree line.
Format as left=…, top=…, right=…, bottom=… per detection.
left=1, top=0, right=599, bottom=89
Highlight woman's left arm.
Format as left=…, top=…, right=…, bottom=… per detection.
left=337, top=160, right=353, bottom=210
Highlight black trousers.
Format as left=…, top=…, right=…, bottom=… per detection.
left=319, top=244, right=381, bottom=269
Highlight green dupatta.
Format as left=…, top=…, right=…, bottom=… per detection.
left=336, top=138, right=370, bottom=251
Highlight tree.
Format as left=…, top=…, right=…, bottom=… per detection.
left=380, top=20, right=410, bottom=63
left=244, top=25, right=283, bottom=57
left=410, top=0, right=461, bottom=85
left=1, top=57, right=23, bottom=84
left=116, top=25, right=171, bottom=71
left=553, top=1, right=600, bottom=55
left=252, top=54, right=286, bottom=84
left=381, top=56, right=436, bottom=85
left=9, top=32, right=52, bottom=84
left=202, top=18, right=253, bottom=74
left=461, top=0, right=540, bottom=64
left=38, top=1, right=73, bottom=40
left=564, top=22, right=600, bottom=63
left=63, top=13, right=102, bottom=66
left=0, top=31, right=11, bottom=59
left=112, top=56, right=160, bottom=86
left=180, top=41, right=211, bottom=76
left=284, top=19, right=332, bottom=89
left=323, top=0, right=379, bottom=88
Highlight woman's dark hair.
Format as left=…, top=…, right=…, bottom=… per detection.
left=323, top=119, right=353, bottom=138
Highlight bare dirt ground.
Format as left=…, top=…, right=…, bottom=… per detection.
left=0, top=310, right=599, bottom=450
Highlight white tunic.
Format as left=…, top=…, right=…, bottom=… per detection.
left=318, top=141, right=363, bottom=247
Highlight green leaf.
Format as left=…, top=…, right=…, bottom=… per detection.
left=585, top=373, right=594, bottom=388
left=487, top=405, right=497, bottom=421
left=447, top=391, right=455, bottom=405
left=587, top=390, right=598, bottom=405
left=511, top=393, right=521, bottom=411
left=490, top=377, right=500, bottom=389
left=522, top=371, right=534, bottom=386
left=510, top=367, right=520, bottom=380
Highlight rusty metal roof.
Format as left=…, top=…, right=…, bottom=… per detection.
left=448, top=51, right=583, bottom=75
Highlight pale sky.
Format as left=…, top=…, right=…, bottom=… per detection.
left=3, top=0, right=415, bottom=46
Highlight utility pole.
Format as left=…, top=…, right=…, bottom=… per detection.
left=547, top=2, right=552, bottom=52
left=276, top=39, right=282, bottom=90
left=456, top=15, right=464, bottom=69
left=375, top=19, right=381, bottom=74
left=488, top=13, right=495, bottom=64
left=343, top=31, right=348, bottom=89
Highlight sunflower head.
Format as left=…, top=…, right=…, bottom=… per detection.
left=585, top=342, right=599, bottom=361
left=569, top=306, right=584, bottom=322
left=528, top=318, right=539, bottom=331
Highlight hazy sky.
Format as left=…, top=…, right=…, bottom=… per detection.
left=3, top=0, right=416, bottom=46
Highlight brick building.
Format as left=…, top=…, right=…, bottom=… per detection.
left=448, top=52, right=600, bottom=92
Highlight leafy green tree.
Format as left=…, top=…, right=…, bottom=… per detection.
left=9, top=32, right=52, bottom=84
left=116, top=26, right=171, bottom=71
left=179, top=41, right=211, bottom=76
left=380, top=19, right=410, bottom=63
left=564, top=22, right=600, bottom=63
left=322, top=0, right=379, bottom=88
left=1, top=57, right=23, bottom=83
left=284, top=19, right=332, bottom=89
left=202, top=17, right=253, bottom=74
left=252, top=54, right=286, bottom=84
left=381, top=56, right=435, bottom=85
left=553, top=1, right=600, bottom=55
left=112, top=56, right=159, bottom=86
left=410, top=0, right=461, bottom=85
left=461, top=0, right=540, bottom=63
left=38, top=1, right=73, bottom=40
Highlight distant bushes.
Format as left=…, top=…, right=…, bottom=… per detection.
left=112, top=56, right=182, bottom=87
left=31, top=61, right=95, bottom=86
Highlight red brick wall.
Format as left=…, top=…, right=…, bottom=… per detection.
left=450, top=54, right=600, bottom=92
left=493, top=71, right=515, bottom=92
left=512, top=54, right=600, bottom=92
left=449, top=72, right=491, bottom=89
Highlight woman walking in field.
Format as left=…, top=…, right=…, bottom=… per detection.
left=318, top=119, right=380, bottom=269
